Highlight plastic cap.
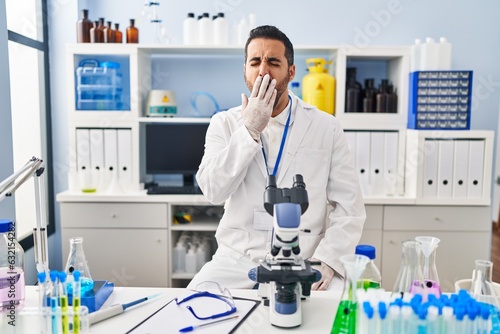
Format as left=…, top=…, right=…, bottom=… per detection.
left=415, top=38, right=422, bottom=44
left=440, top=37, right=448, bottom=43
left=50, top=270, right=58, bottom=282
left=73, top=270, right=81, bottom=282
left=58, top=271, right=67, bottom=283
left=355, top=244, right=376, bottom=260
left=37, top=272, right=47, bottom=283
left=0, top=219, right=13, bottom=233
left=218, top=13, right=225, bottom=18
left=425, top=37, right=435, bottom=43
left=100, top=61, right=120, bottom=69
left=187, top=13, right=195, bottom=18
left=291, top=82, right=300, bottom=88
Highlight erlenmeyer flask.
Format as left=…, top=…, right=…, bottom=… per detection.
left=392, top=240, right=426, bottom=299
left=415, top=236, right=441, bottom=297
left=469, top=259, right=499, bottom=308
left=331, top=254, right=370, bottom=334
left=64, top=237, right=94, bottom=296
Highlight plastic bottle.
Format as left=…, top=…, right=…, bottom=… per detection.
left=376, top=79, right=389, bottom=113
left=185, top=246, right=197, bottom=273
left=173, top=241, right=186, bottom=272
left=183, top=13, right=198, bottom=45
left=410, top=38, right=422, bottom=72
left=420, top=37, right=439, bottom=71
left=237, top=18, right=249, bottom=46
left=103, top=21, right=115, bottom=43
left=0, top=219, right=25, bottom=309
left=355, top=244, right=382, bottom=289
left=302, top=58, right=335, bottom=115
left=386, top=84, right=398, bottom=113
left=126, top=19, right=139, bottom=44
left=114, top=23, right=122, bottom=43
left=345, top=67, right=362, bottom=113
left=196, top=243, right=206, bottom=270
left=198, top=13, right=212, bottom=45
left=213, top=13, right=229, bottom=46
left=438, top=37, right=452, bottom=70
left=76, top=9, right=93, bottom=43
left=289, top=81, right=302, bottom=99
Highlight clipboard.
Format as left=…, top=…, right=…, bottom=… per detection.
left=126, top=292, right=261, bottom=334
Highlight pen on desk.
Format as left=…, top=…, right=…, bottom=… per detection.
left=88, top=293, right=163, bottom=325
left=179, top=315, right=239, bottom=332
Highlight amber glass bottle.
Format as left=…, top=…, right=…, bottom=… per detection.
left=76, top=9, right=93, bottom=43
left=126, top=19, right=139, bottom=43
left=114, top=23, right=122, bottom=43
left=103, top=21, right=115, bottom=43
left=90, top=19, right=105, bottom=43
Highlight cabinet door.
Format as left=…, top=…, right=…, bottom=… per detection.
left=62, top=228, right=168, bottom=287
left=359, top=205, right=383, bottom=269
left=381, top=231, right=490, bottom=292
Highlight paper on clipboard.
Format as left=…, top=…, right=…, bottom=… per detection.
left=126, top=290, right=260, bottom=334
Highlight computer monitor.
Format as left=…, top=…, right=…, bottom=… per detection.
left=145, top=121, right=209, bottom=187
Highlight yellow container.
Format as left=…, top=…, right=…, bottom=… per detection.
left=302, top=58, right=336, bottom=115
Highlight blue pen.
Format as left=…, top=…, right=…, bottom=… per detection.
left=179, top=315, right=239, bottom=332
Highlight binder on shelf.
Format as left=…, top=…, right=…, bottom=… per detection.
left=422, top=140, right=438, bottom=198
left=117, top=129, right=133, bottom=190
left=103, top=129, right=119, bottom=192
left=355, top=132, right=371, bottom=196
left=452, top=140, right=469, bottom=198
left=89, top=129, right=104, bottom=174
left=76, top=128, right=91, bottom=172
left=384, top=132, right=399, bottom=196
left=467, top=139, right=485, bottom=198
left=370, top=132, right=385, bottom=196
left=437, top=140, right=453, bottom=198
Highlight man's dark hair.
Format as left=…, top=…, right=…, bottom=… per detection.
left=244, top=25, right=294, bottom=66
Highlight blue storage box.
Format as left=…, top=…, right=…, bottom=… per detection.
left=68, top=280, right=114, bottom=313
left=408, top=71, right=473, bottom=130
left=75, top=60, right=124, bottom=111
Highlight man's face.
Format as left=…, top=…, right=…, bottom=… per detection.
left=244, top=38, right=295, bottom=110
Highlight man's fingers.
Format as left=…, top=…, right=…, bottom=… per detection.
left=250, top=75, right=263, bottom=98
left=241, top=93, right=248, bottom=110
left=257, top=74, right=271, bottom=98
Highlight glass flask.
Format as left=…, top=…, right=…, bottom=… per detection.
left=415, top=236, right=441, bottom=297
left=355, top=244, right=382, bottom=289
left=392, top=240, right=426, bottom=299
left=331, top=254, right=370, bottom=334
left=469, top=259, right=499, bottom=308
left=64, top=237, right=94, bottom=296
left=126, top=19, right=139, bottom=43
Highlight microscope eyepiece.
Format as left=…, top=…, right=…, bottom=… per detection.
left=293, top=174, right=305, bottom=189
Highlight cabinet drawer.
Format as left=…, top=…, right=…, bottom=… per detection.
left=364, top=205, right=383, bottom=230
left=61, top=203, right=168, bottom=228
left=384, top=205, right=490, bottom=231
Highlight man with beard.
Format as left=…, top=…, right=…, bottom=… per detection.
left=188, top=25, right=365, bottom=291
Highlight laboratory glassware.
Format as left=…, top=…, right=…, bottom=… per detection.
left=64, top=237, right=94, bottom=296
left=90, top=19, right=104, bottom=43
left=114, top=23, right=122, bottom=43
left=415, top=236, right=441, bottom=297
left=331, top=254, right=370, bottom=334
left=345, top=67, right=362, bottom=113
left=103, top=21, right=115, bottom=43
left=392, top=239, right=426, bottom=299
left=0, top=219, right=25, bottom=309
left=469, top=259, right=500, bottom=308
left=355, top=244, right=382, bottom=289
left=76, top=9, right=93, bottom=43
left=126, top=19, right=139, bottom=43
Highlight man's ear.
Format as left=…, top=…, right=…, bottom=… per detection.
left=288, top=64, right=296, bottom=82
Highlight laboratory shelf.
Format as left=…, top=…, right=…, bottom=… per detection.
left=171, top=273, right=196, bottom=280
left=170, top=222, right=218, bottom=231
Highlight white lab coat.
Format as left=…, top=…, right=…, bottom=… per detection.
left=194, top=93, right=365, bottom=287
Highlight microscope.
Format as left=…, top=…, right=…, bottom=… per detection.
left=248, top=174, right=322, bottom=328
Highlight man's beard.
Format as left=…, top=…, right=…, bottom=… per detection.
left=244, top=72, right=291, bottom=109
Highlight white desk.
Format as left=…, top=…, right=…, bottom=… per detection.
left=21, top=286, right=341, bottom=333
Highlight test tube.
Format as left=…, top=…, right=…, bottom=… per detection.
left=49, top=270, right=61, bottom=334
left=73, top=270, right=82, bottom=334
left=388, top=304, right=401, bottom=334
left=58, top=272, right=70, bottom=334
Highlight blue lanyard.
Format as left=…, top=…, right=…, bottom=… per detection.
left=261, top=95, right=292, bottom=176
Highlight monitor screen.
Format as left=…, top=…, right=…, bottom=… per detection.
left=145, top=122, right=209, bottom=182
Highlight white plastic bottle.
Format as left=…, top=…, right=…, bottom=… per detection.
left=420, top=37, right=439, bottom=71
left=198, top=12, right=213, bottom=45
left=185, top=246, right=197, bottom=273
left=173, top=241, right=186, bottom=272
left=248, top=13, right=257, bottom=31
left=196, top=244, right=206, bottom=271
left=438, top=37, right=452, bottom=70
left=410, top=38, right=422, bottom=72
left=237, top=18, right=249, bottom=46
left=213, top=13, right=229, bottom=46
left=183, top=13, right=198, bottom=45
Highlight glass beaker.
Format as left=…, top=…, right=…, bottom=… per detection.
left=64, top=237, right=94, bottom=296
left=415, top=236, right=441, bottom=297
left=469, top=259, right=499, bottom=308
left=331, top=254, right=370, bottom=334
left=392, top=240, right=426, bottom=299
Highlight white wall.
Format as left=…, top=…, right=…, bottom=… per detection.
left=46, top=0, right=500, bottom=281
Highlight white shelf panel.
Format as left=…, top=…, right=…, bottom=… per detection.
left=138, top=117, right=211, bottom=123
left=171, top=222, right=218, bottom=231
left=171, top=273, right=195, bottom=280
